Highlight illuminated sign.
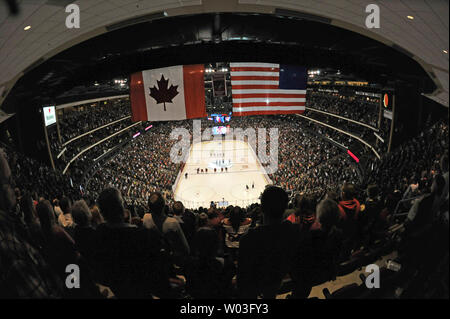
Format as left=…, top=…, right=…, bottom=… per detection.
left=383, top=93, right=389, bottom=108
left=347, top=149, right=360, bottom=163
left=43, top=106, right=56, bottom=126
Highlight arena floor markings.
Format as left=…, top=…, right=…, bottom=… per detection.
left=173, top=140, right=271, bottom=208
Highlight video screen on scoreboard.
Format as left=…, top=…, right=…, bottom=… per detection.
left=212, top=126, right=230, bottom=135
left=43, top=106, right=57, bottom=126
left=209, top=113, right=232, bottom=123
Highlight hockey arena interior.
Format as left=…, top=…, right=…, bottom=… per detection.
left=0, top=1, right=448, bottom=302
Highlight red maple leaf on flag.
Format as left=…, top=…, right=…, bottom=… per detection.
left=149, top=75, right=179, bottom=111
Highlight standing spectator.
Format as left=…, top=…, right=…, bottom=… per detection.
left=237, top=186, right=301, bottom=298
left=0, top=150, right=63, bottom=298
left=143, top=192, right=190, bottom=266
left=94, top=187, right=171, bottom=298
left=35, top=200, right=100, bottom=298
left=71, top=199, right=96, bottom=261
left=89, top=205, right=104, bottom=229
left=58, top=196, right=74, bottom=235
left=175, top=202, right=197, bottom=249
left=222, top=206, right=251, bottom=262
left=338, top=183, right=361, bottom=258
left=286, top=194, right=317, bottom=232
left=359, top=184, right=384, bottom=246
left=185, top=227, right=236, bottom=299
left=291, top=198, right=343, bottom=298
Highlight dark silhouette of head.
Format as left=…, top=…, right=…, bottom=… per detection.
left=316, top=199, right=340, bottom=233
left=98, top=187, right=125, bottom=223
left=198, top=212, right=208, bottom=228
left=431, top=174, right=445, bottom=196
left=173, top=201, right=184, bottom=216
left=341, top=183, right=356, bottom=201
left=292, top=193, right=302, bottom=208
left=325, top=191, right=339, bottom=202
left=59, top=196, right=72, bottom=215
left=36, top=199, right=56, bottom=234
left=367, top=184, right=379, bottom=199
left=148, top=192, right=165, bottom=215
left=440, top=154, right=449, bottom=174
left=230, top=206, right=244, bottom=232
left=261, top=186, right=288, bottom=224
left=195, top=228, right=219, bottom=259
left=296, top=194, right=317, bottom=217
left=71, top=199, right=91, bottom=227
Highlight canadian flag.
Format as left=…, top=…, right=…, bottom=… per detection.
left=130, top=64, right=206, bottom=122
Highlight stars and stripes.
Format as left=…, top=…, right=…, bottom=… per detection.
left=230, top=62, right=307, bottom=116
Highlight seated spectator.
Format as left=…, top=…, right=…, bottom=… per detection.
left=291, top=198, right=343, bottom=298
left=185, top=228, right=236, bottom=299
left=93, top=187, right=171, bottom=298
left=143, top=192, right=190, bottom=266
left=222, top=206, right=251, bottom=262
left=237, top=186, right=301, bottom=299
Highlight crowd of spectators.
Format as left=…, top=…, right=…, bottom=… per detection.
left=86, top=120, right=188, bottom=207
left=229, top=115, right=361, bottom=194
left=48, top=98, right=132, bottom=164
left=1, top=142, right=447, bottom=298
left=306, top=90, right=380, bottom=127
left=57, top=98, right=131, bottom=144
left=1, top=91, right=448, bottom=299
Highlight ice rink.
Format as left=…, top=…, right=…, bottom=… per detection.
left=173, top=139, right=271, bottom=208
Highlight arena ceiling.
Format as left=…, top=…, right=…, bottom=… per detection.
left=0, top=0, right=448, bottom=111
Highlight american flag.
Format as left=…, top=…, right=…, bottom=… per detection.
left=230, top=62, right=307, bottom=116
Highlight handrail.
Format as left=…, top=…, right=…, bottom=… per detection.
left=62, top=121, right=141, bottom=174
left=305, top=107, right=379, bottom=132
left=62, top=116, right=131, bottom=146
left=295, top=114, right=381, bottom=160
left=56, top=94, right=129, bottom=110
left=393, top=195, right=423, bottom=217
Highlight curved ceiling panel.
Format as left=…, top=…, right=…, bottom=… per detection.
left=0, top=0, right=448, bottom=106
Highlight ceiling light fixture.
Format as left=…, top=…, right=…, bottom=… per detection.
left=24, top=25, right=31, bottom=30
left=443, top=50, right=448, bottom=54
left=407, top=16, right=414, bottom=20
